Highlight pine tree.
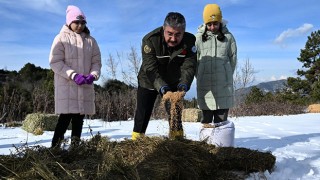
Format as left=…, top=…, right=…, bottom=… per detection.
left=297, top=30, right=320, bottom=83
left=287, top=30, right=320, bottom=102
left=245, top=86, right=264, bottom=105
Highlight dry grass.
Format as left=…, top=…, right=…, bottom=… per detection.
left=0, top=135, right=276, bottom=180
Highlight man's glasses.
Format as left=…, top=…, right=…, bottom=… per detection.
left=72, top=20, right=86, bottom=25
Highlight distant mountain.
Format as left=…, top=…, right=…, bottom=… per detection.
left=186, top=79, right=288, bottom=100
left=253, top=79, right=287, bottom=93
left=235, top=79, right=287, bottom=102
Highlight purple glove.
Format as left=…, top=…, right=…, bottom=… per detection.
left=86, top=74, right=95, bottom=84
left=73, top=74, right=86, bottom=85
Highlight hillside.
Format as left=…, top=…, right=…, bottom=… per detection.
left=255, top=79, right=287, bottom=93
left=235, top=79, right=287, bottom=103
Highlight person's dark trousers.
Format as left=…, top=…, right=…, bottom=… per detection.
left=71, top=114, right=84, bottom=146
left=201, top=109, right=229, bottom=124
left=133, top=86, right=158, bottom=133
left=51, top=113, right=85, bottom=147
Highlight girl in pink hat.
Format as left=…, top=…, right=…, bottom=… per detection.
left=49, top=5, right=102, bottom=148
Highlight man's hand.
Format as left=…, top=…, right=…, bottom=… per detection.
left=177, top=84, right=188, bottom=92
left=160, top=86, right=171, bottom=95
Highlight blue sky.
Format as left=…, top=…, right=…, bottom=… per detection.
left=0, top=0, right=319, bottom=91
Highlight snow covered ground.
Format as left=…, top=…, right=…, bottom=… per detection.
left=0, top=113, right=319, bottom=179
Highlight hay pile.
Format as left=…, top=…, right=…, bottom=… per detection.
left=307, top=104, right=320, bottom=113
left=0, top=135, right=276, bottom=179
left=182, top=108, right=202, bottom=122
left=22, top=113, right=71, bottom=135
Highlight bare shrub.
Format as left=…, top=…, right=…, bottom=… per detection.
left=94, top=89, right=112, bottom=121
left=32, top=85, right=54, bottom=113
left=234, top=58, right=256, bottom=104
left=117, top=46, right=141, bottom=88
left=0, top=85, right=31, bottom=122
left=94, top=88, right=137, bottom=121
left=230, top=101, right=306, bottom=117
left=105, top=53, right=118, bottom=80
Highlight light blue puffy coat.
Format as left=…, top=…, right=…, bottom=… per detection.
left=195, top=23, right=237, bottom=110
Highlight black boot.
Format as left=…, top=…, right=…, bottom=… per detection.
left=51, top=114, right=72, bottom=148
left=51, top=136, right=63, bottom=148
left=201, top=110, right=214, bottom=124
left=213, top=109, right=229, bottom=123
left=70, top=114, right=84, bottom=147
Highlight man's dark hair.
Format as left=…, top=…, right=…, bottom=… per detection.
left=163, top=12, right=186, bottom=29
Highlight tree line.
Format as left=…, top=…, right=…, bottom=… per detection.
left=0, top=64, right=197, bottom=123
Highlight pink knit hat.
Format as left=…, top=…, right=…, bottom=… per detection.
left=66, top=5, right=86, bottom=26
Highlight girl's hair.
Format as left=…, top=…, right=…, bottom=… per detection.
left=83, top=26, right=90, bottom=34
left=202, top=22, right=225, bottom=42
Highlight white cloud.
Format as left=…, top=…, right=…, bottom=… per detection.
left=274, top=23, right=313, bottom=44
left=270, top=76, right=277, bottom=81
left=255, top=75, right=288, bottom=84
left=279, top=75, right=287, bottom=80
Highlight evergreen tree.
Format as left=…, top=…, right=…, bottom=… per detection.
left=297, top=30, right=320, bottom=83
left=19, top=63, right=47, bottom=82
left=287, top=30, right=320, bottom=102
left=103, top=79, right=134, bottom=94
left=245, top=86, right=264, bottom=105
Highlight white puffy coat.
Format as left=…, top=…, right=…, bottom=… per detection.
left=49, top=25, right=101, bottom=115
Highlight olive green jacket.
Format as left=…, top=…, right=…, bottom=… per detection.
left=138, top=27, right=197, bottom=92
left=195, top=23, right=237, bottom=110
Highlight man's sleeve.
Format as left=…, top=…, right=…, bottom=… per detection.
left=141, top=38, right=166, bottom=91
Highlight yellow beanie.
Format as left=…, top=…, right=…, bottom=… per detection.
left=203, top=4, right=222, bottom=24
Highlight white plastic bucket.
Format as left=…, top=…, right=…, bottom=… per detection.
left=199, top=120, right=235, bottom=147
